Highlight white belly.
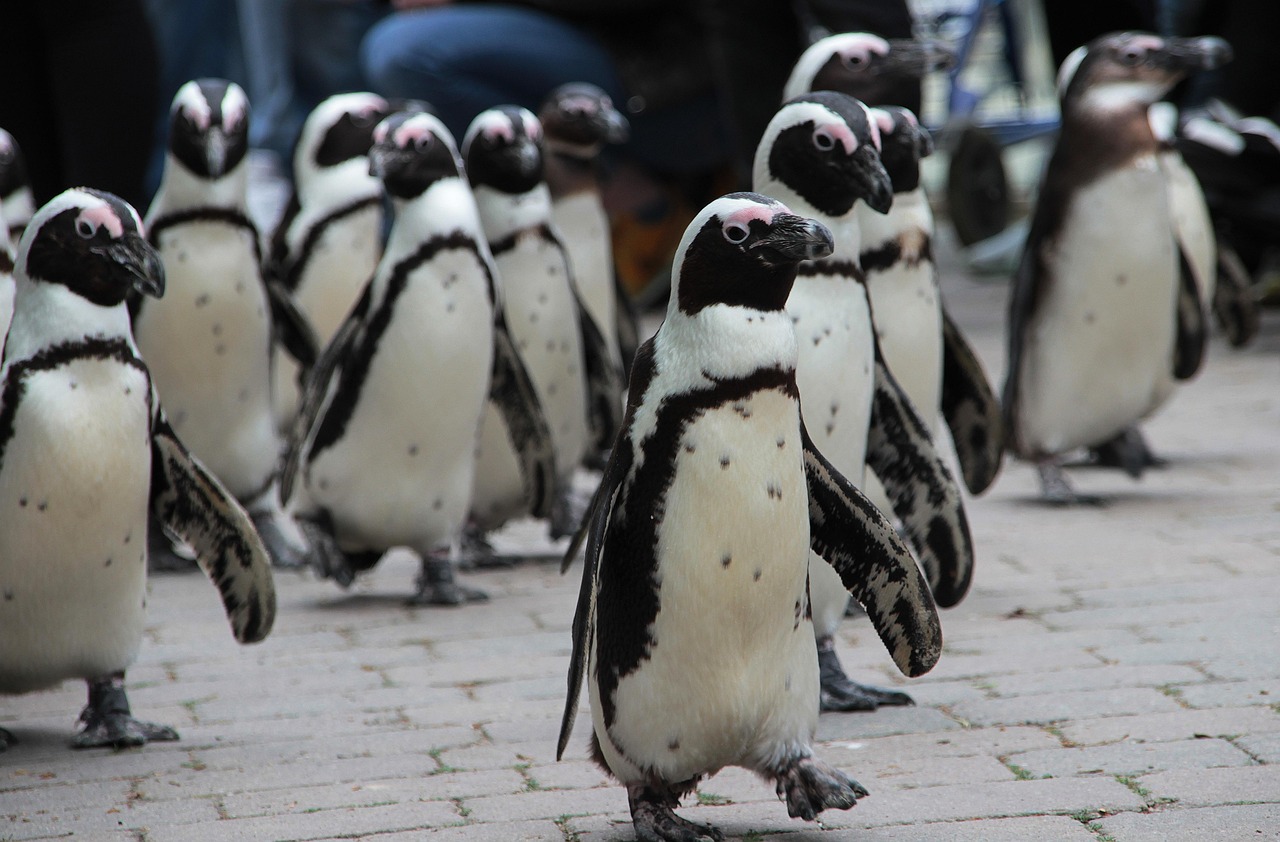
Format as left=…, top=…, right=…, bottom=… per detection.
left=865, top=248, right=943, bottom=435
left=497, top=238, right=588, bottom=478
left=294, top=205, right=383, bottom=342
left=1161, top=150, right=1216, bottom=306
left=0, top=361, right=152, bottom=693
left=136, top=223, right=279, bottom=497
left=469, top=400, right=529, bottom=531
left=553, top=193, right=620, bottom=366
left=593, top=390, right=818, bottom=784
left=307, top=249, right=493, bottom=554
left=1018, top=163, right=1179, bottom=455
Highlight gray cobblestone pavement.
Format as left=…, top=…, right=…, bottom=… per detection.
left=3, top=233, right=1278, bottom=841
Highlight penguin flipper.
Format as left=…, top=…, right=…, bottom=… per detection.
left=574, top=287, right=625, bottom=455
left=266, top=278, right=321, bottom=370
left=150, top=408, right=277, bottom=644
left=866, top=344, right=975, bottom=608
left=801, top=420, right=941, bottom=678
left=613, top=270, right=640, bottom=380
left=491, top=309, right=559, bottom=520
left=264, top=187, right=301, bottom=290
left=558, top=422, right=633, bottom=761
left=939, top=308, right=1004, bottom=495
left=1173, top=243, right=1208, bottom=380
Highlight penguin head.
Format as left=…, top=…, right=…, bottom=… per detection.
left=369, top=111, right=463, bottom=200
left=1058, top=32, right=1233, bottom=114
left=868, top=106, right=933, bottom=193
left=755, top=91, right=893, bottom=219
left=16, top=188, right=164, bottom=307
left=671, top=192, right=833, bottom=316
left=786, top=32, right=954, bottom=103
left=462, top=106, right=546, bottom=194
left=296, top=92, right=394, bottom=179
left=0, top=128, right=31, bottom=209
left=167, top=78, right=251, bottom=180
left=538, top=83, right=630, bottom=159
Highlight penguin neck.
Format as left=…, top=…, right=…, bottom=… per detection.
left=148, top=157, right=249, bottom=222
left=658, top=303, right=799, bottom=385
left=297, top=157, right=381, bottom=209
left=472, top=182, right=553, bottom=243
left=543, top=146, right=599, bottom=201
left=5, top=277, right=137, bottom=363
left=385, top=176, right=483, bottom=257
left=857, top=188, right=931, bottom=249
left=1058, top=97, right=1162, bottom=180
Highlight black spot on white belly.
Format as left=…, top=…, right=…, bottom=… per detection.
left=195, top=293, right=210, bottom=307
left=37, top=501, right=47, bottom=512
left=1084, top=312, right=1096, bottom=324
left=447, top=302, right=455, bottom=313
left=177, top=252, right=188, bottom=263
left=830, top=402, right=839, bottom=416
left=216, top=344, right=226, bottom=355
left=4, top=588, right=13, bottom=600
left=18, top=497, right=26, bottom=507
left=538, top=293, right=548, bottom=304
left=124, top=532, right=132, bottom=544
left=777, top=437, right=786, bottom=449
left=546, top=340, right=555, bottom=351
left=753, top=569, right=762, bottom=582
left=236, top=282, right=245, bottom=293
left=319, top=479, right=329, bottom=491
left=212, top=323, right=222, bottom=336
left=238, top=388, right=249, bottom=402
left=719, top=455, right=731, bottom=469
left=721, top=553, right=732, bottom=568
left=530, top=312, right=539, bottom=323
left=408, top=444, right=419, bottom=456
left=684, top=444, right=696, bottom=454
left=667, top=737, right=680, bottom=751
left=547, top=383, right=558, bottom=396
left=767, top=482, right=782, bottom=500
left=432, top=498, right=443, bottom=510
left=104, top=558, right=113, bottom=567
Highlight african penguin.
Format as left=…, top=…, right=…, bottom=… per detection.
left=754, top=92, right=973, bottom=713
left=537, top=83, right=636, bottom=378
left=782, top=31, right=952, bottom=106
left=558, top=193, right=942, bottom=842
left=135, top=79, right=310, bottom=568
left=0, top=127, right=34, bottom=250
left=281, top=111, right=502, bottom=605
left=266, top=92, right=395, bottom=426
left=1004, top=33, right=1227, bottom=503
left=0, top=204, right=12, bottom=341
left=0, top=188, right=275, bottom=751
left=463, top=105, right=623, bottom=541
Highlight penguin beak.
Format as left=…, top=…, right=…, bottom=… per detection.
left=754, top=214, right=834, bottom=264
left=205, top=130, right=229, bottom=178
left=101, top=236, right=165, bottom=299
left=596, top=108, right=630, bottom=144
left=1161, top=36, right=1233, bottom=72
left=853, top=146, right=894, bottom=214
left=508, top=140, right=541, bottom=179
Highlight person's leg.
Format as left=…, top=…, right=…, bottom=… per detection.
left=360, top=4, right=624, bottom=141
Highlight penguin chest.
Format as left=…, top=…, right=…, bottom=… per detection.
left=553, top=194, right=618, bottom=361
left=497, top=238, right=588, bottom=475
left=294, top=203, right=383, bottom=342
left=139, top=223, right=277, bottom=491
left=598, top=389, right=818, bottom=782
left=0, top=361, right=152, bottom=692
left=865, top=247, right=943, bottom=433
left=787, top=275, right=874, bottom=478
left=1020, top=163, right=1179, bottom=452
left=308, top=250, right=494, bottom=552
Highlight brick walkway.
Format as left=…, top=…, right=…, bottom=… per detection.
left=3, top=239, right=1278, bottom=841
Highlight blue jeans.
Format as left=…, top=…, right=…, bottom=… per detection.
left=360, top=4, right=729, bottom=174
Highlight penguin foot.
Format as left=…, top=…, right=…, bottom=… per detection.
left=772, top=756, right=868, bottom=821
left=299, top=519, right=361, bottom=588
left=409, top=557, right=489, bottom=606
left=146, top=519, right=199, bottom=573
left=250, top=509, right=310, bottom=570
left=1036, top=462, right=1106, bottom=507
left=818, top=644, right=913, bottom=712
left=628, top=785, right=723, bottom=842
left=548, top=487, right=589, bottom=541
left=455, top=529, right=523, bottom=570
left=0, top=727, right=15, bottom=751
left=72, top=675, right=178, bottom=750
left=1085, top=427, right=1165, bottom=479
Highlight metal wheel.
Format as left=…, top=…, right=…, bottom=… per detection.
left=947, top=125, right=1011, bottom=246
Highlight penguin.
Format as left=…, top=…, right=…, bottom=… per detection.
left=753, top=93, right=973, bottom=713
left=858, top=106, right=1004, bottom=496
left=557, top=193, right=943, bottom=842
left=0, top=203, right=12, bottom=341
left=537, top=83, right=638, bottom=378
left=463, top=106, right=623, bottom=540
left=0, top=128, right=35, bottom=250
left=135, top=78, right=311, bottom=567
left=0, top=188, right=275, bottom=751
left=1004, top=33, right=1228, bottom=503
left=782, top=31, right=950, bottom=105
left=282, top=110, right=532, bottom=605
left=266, top=92, right=396, bottom=426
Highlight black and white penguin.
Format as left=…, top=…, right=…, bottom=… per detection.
left=755, top=92, right=973, bottom=713
left=135, top=78, right=310, bottom=567
left=783, top=31, right=949, bottom=105
left=282, top=111, right=515, bottom=605
left=463, top=105, right=623, bottom=539
left=537, top=83, right=636, bottom=377
left=558, top=193, right=942, bottom=841
left=1004, top=33, right=1228, bottom=503
left=266, top=92, right=395, bottom=425
left=0, top=127, right=35, bottom=250
left=0, top=188, right=275, bottom=750
left=0, top=196, right=12, bottom=340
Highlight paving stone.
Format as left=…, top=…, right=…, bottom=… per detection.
left=322, top=819, right=568, bottom=841
left=949, top=687, right=1183, bottom=727
left=814, top=706, right=961, bottom=740
left=1057, top=706, right=1280, bottom=746
left=1138, top=764, right=1280, bottom=807
left=143, top=800, right=464, bottom=842
left=1176, top=679, right=1280, bottom=709
left=853, top=814, right=1099, bottom=841
left=462, top=785, right=626, bottom=822
left=1238, top=732, right=1280, bottom=763
left=1006, top=737, right=1252, bottom=778
left=1095, top=802, right=1280, bottom=841
left=985, top=664, right=1206, bottom=697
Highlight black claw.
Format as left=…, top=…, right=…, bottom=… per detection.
left=817, top=641, right=913, bottom=712
left=299, top=518, right=365, bottom=587
left=72, top=675, right=178, bottom=750
left=409, top=558, right=488, bottom=606
left=1085, top=426, right=1165, bottom=478
left=773, top=756, right=865, bottom=820
left=629, top=786, right=723, bottom=842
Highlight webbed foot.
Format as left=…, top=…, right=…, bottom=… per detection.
left=1036, top=461, right=1106, bottom=506
left=409, top=557, right=488, bottom=606
left=72, top=674, right=178, bottom=750
left=772, top=755, right=867, bottom=821
left=1086, top=426, right=1165, bottom=478
left=628, top=785, right=723, bottom=842
left=299, top=518, right=374, bottom=588
left=818, top=641, right=913, bottom=712
left=548, top=486, right=588, bottom=541
left=250, top=509, right=310, bottom=570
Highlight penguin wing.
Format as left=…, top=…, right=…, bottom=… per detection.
left=802, top=420, right=942, bottom=677
left=266, top=277, right=321, bottom=370
left=264, top=187, right=301, bottom=289
left=573, top=284, right=625, bottom=455
left=150, top=407, right=276, bottom=644
left=491, top=308, right=560, bottom=520
left=613, top=271, right=640, bottom=382
left=866, top=342, right=974, bottom=608
left=1173, top=242, right=1208, bottom=380
left=939, top=307, right=1004, bottom=494
left=557, top=403, right=635, bottom=761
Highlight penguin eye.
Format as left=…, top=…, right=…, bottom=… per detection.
left=75, top=218, right=97, bottom=239
left=413, top=133, right=433, bottom=152
left=813, top=128, right=838, bottom=152
left=723, top=221, right=750, bottom=244
left=1119, top=46, right=1146, bottom=66
left=842, top=52, right=867, bottom=70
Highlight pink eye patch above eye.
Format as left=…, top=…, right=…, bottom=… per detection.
left=79, top=206, right=124, bottom=239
